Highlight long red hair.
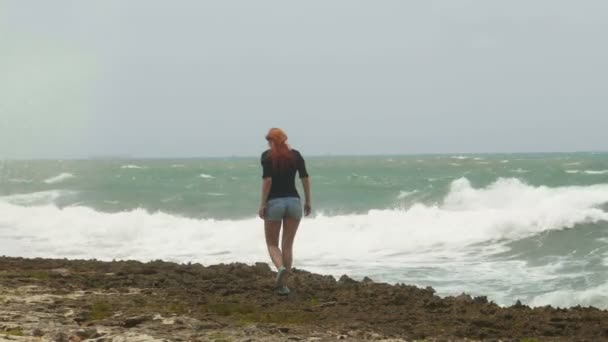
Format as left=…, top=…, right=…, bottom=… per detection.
left=266, top=128, right=295, bottom=172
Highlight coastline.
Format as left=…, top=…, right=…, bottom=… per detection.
left=1, top=257, right=607, bottom=341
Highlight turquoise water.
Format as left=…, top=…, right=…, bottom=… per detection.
left=1, top=153, right=608, bottom=308
left=2, top=153, right=607, bottom=218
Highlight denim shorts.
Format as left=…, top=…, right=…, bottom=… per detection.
left=266, top=197, right=303, bottom=221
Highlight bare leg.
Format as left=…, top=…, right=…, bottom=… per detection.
left=281, top=218, right=301, bottom=275
left=264, top=220, right=283, bottom=270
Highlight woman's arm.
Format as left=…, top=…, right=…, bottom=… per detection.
left=301, top=177, right=311, bottom=216
left=258, top=177, right=272, bottom=219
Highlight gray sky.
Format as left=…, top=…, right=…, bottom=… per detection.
left=1, top=1, right=607, bottom=158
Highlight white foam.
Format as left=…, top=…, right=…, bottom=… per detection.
left=43, top=173, right=75, bottom=184
left=200, top=173, right=215, bottom=179
left=529, top=282, right=608, bottom=308
left=584, top=170, right=608, bottom=175
left=397, top=190, right=418, bottom=199
left=1, top=190, right=73, bottom=206
left=171, top=164, right=185, bottom=168
left=2, top=178, right=607, bottom=263
left=121, top=165, right=147, bottom=169
left=566, top=170, right=608, bottom=175
left=500, top=160, right=510, bottom=164
left=564, top=162, right=582, bottom=166
left=451, top=156, right=469, bottom=160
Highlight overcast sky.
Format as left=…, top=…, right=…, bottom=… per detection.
left=1, top=1, right=607, bottom=158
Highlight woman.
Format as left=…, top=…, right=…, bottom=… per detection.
left=258, top=128, right=311, bottom=295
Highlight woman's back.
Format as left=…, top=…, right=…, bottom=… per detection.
left=261, top=149, right=308, bottom=200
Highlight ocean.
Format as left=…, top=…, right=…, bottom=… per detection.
left=1, top=153, right=608, bottom=309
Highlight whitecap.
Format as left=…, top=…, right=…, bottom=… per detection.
left=584, top=170, right=608, bottom=175
left=43, top=173, right=75, bottom=184
left=121, top=165, right=147, bottom=169
left=397, top=190, right=418, bottom=200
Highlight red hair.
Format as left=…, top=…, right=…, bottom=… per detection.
left=266, top=128, right=295, bottom=171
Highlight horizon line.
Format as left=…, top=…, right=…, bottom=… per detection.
left=2, top=150, right=607, bottom=161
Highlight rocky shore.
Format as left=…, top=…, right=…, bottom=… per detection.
left=1, top=257, right=607, bottom=341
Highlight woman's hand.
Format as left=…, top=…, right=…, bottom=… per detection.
left=258, top=204, right=266, bottom=219
left=304, top=202, right=312, bottom=216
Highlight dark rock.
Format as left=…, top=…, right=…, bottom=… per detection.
left=323, top=275, right=337, bottom=283
left=73, top=312, right=89, bottom=325
left=454, top=293, right=473, bottom=303
left=122, top=315, right=149, bottom=328
left=51, top=331, right=69, bottom=342
left=423, top=298, right=449, bottom=309
left=471, top=319, right=496, bottom=328
left=512, top=300, right=527, bottom=309
left=473, top=296, right=488, bottom=304
left=338, top=275, right=357, bottom=284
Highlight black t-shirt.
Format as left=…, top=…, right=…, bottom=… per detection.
left=261, top=149, right=309, bottom=200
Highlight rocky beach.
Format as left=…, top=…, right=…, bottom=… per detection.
left=1, top=257, right=607, bottom=341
